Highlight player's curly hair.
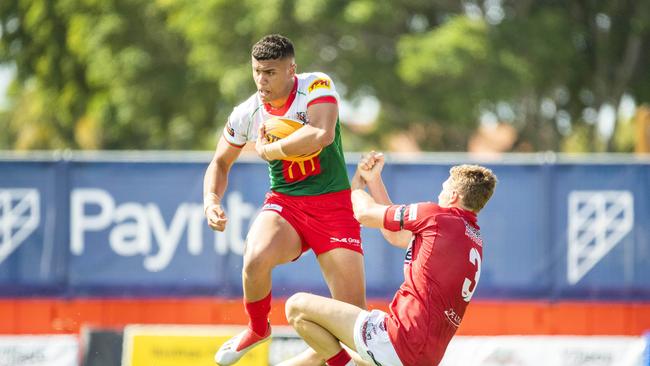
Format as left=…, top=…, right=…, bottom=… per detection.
left=450, top=165, right=497, bottom=212
left=252, top=34, right=295, bottom=61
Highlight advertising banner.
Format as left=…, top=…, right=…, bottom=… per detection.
left=0, top=162, right=67, bottom=294
left=440, top=336, right=647, bottom=366
left=0, top=335, right=78, bottom=366
left=1, top=156, right=648, bottom=300
left=121, top=325, right=269, bottom=366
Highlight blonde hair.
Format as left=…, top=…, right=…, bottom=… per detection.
left=449, top=164, right=497, bottom=212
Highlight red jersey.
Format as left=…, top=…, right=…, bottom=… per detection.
left=383, top=202, right=483, bottom=366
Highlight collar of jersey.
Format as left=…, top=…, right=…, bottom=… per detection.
left=452, top=206, right=478, bottom=227
left=263, top=76, right=298, bottom=116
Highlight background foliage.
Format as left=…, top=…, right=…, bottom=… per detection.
left=1, top=0, right=649, bottom=151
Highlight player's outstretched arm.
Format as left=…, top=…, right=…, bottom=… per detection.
left=351, top=189, right=387, bottom=228
left=203, top=136, right=242, bottom=231
left=357, top=152, right=412, bottom=248
left=357, top=151, right=391, bottom=204
left=380, top=226, right=412, bottom=249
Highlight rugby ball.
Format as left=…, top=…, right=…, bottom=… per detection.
left=263, top=118, right=322, bottom=162
left=264, top=118, right=303, bottom=143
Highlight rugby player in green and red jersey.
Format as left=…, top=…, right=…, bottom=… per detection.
left=203, top=34, right=365, bottom=366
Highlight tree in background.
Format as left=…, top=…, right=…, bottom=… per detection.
left=0, top=0, right=218, bottom=149
left=384, top=0, right=650, bottom=151
left=0, top=0, right=649, bottom=152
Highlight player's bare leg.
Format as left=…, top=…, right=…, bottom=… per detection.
left=285, top=292, right=373, bottom=366
left=278, top=248, right=366, bottom=366
left=319, top=248, right=367, bottom=365
left=215, top=211, right=303, bottom=366
left=242, top=211, right=303, bottom=301
left=317, top=248, right=366, bottom=309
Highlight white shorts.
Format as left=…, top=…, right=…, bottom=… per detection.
left=353, top=309, right=403, bottom=366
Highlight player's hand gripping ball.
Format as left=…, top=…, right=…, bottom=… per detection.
left=263, top=117, right=322, bottom=162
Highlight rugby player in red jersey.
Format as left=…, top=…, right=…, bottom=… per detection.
left=285, top=152, right=497, bottom=366
left=204, top=34, right=365, bottom=366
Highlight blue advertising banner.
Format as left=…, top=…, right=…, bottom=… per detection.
left=0, top=161, right=67, bottom=294
left=0, top=154, right=648, bottom=299
left=550, top=164, right=650, bottom=299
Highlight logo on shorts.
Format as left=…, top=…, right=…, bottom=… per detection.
left=262, top=203, right=283, bottom=212
left=362, top=316, right=386, bottom=345
left=330, top=237, right=361, bottom=246
left=361, top=321, right=374, bottom=346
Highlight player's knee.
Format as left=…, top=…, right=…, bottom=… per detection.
left=242, top=251, right=273, bottom=276
left=285, top=292, right=309, bottom=326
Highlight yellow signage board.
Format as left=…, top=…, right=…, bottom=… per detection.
left=122, top=325, right=269, bottom=366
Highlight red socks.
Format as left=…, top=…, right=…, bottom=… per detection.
left=244, top=292, right=271, bottom=336
left=326, top=349, right=352, bottom=366
left=245, top=293, right=351, bottom=366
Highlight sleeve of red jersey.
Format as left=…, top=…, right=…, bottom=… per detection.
left=383, top=202, right=438, bottom=233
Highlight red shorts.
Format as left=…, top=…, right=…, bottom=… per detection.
left=261, top=189, right=363, bottom=257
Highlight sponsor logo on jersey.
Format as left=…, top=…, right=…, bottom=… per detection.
left=296, top=112, right=308, bottom=124
left=407, top=203, right=418, bottom=221
left=262, top=203, right=283, bottom=212
left=444, top=308, right=462, bottom=327
left=393, top=205, right=405, bottom=222
left=225, top=121, right=235, bottom=137
left=404, top=237, right=415, bottom=264
left=282, top=158, right=322, bottom=182
left=463, top=220, right=483, bottom=246
left=308, top=78, right=331, bottom=93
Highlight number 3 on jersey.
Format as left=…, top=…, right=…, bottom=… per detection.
left=462, top=247, right=481, bottom=302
